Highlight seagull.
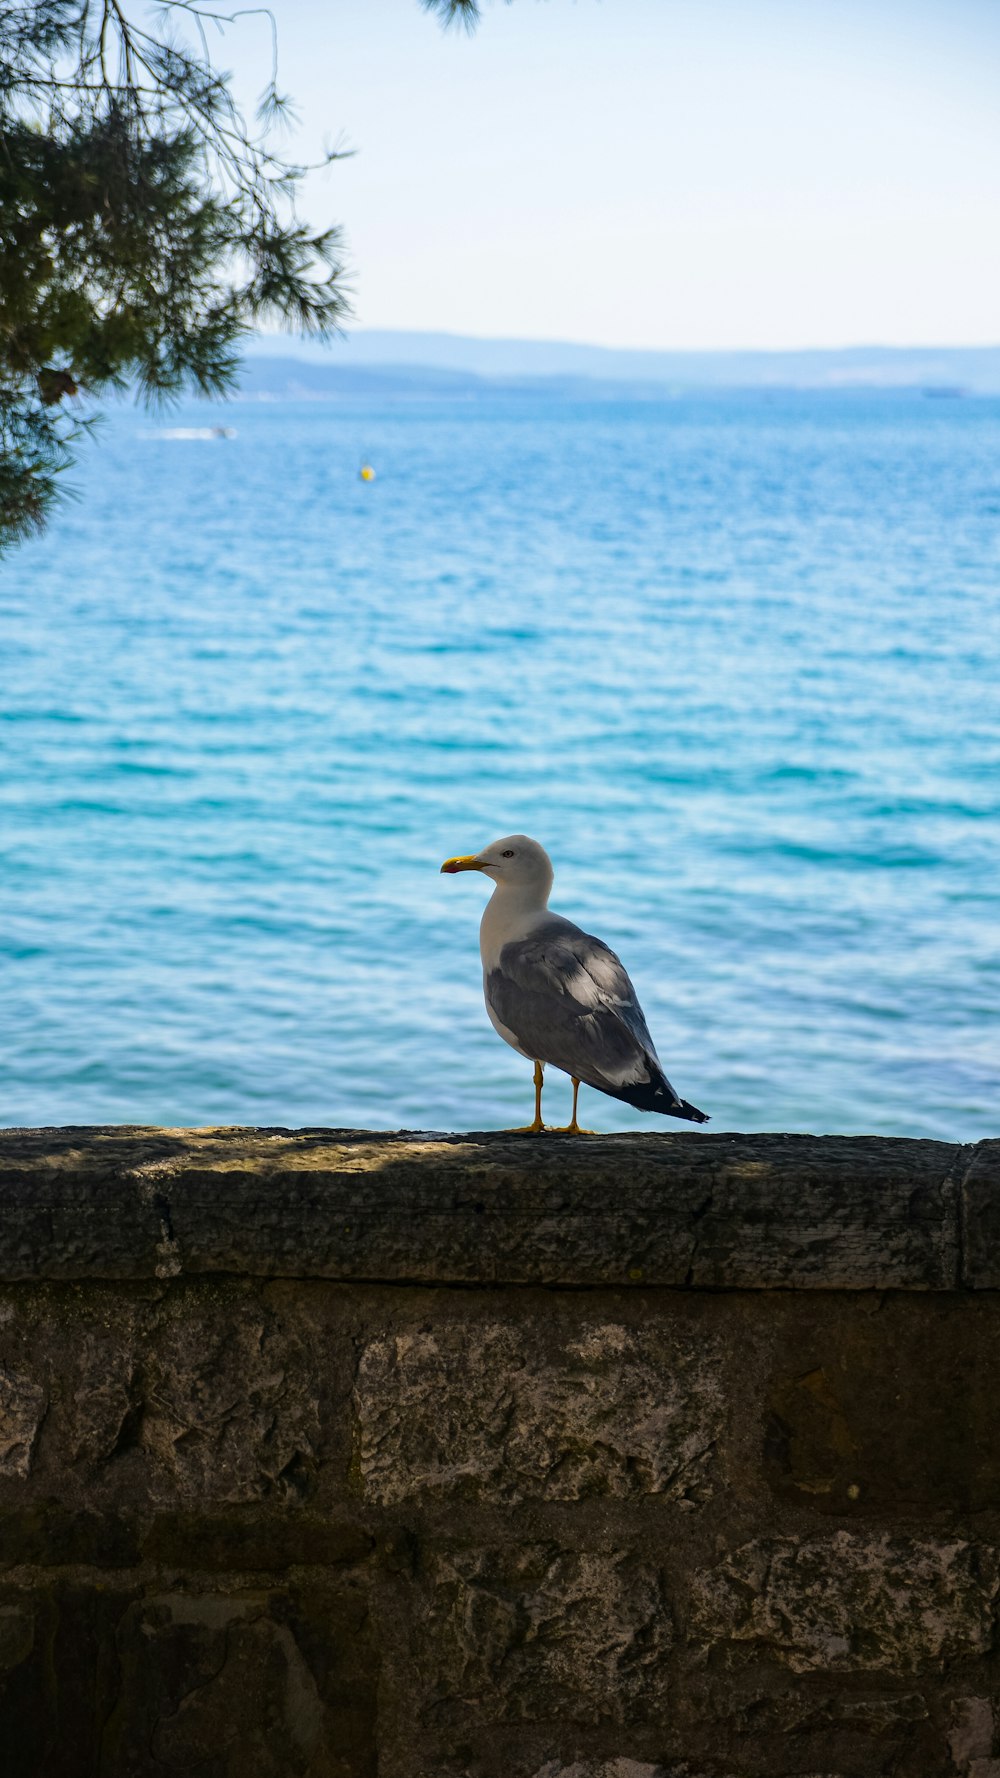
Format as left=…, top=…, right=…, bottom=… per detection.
left=440, top=833, right=709, bottom=1133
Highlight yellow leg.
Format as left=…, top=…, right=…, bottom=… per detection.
left=556, top=1077, right=594, bottom=1135
left=508, top=1060, right=547, bottom=1133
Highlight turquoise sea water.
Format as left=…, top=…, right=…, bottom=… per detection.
left=2, top=391, right=998, bottom=1138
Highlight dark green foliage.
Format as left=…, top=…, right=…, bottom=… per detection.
left=0, top=0, right=350, bottom=547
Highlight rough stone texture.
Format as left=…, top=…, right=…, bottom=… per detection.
left=689, top=1533, right=1000, bottom=1674
left=0, top=1363, right=46, bottom=1478
left=950, top=1698, right=996, bottom=1769
left=532, top=1763, right=668, bottom=1778
left=0, top=1126, right=975, bottom=1289
left=960, top=1139, right=1000, bottom=1286
left=0, top=1127, right=999, bottom=1778
left=356, top=1321, right=724, bottom=1506
left=528, top=1770, right=849, bottom=1778
left=416, top=1545, right=671, bottom=1727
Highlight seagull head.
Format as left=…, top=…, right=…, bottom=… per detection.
left=440, top=834, right=554, bottom=898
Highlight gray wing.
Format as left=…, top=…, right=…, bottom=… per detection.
left=486, top=916, right=677, bottom=1098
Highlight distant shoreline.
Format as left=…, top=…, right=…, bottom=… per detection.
left=234, top=357, right=989, bottom=403
left=242, top=329, right=1000, bottom=397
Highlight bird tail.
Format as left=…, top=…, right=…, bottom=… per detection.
left=606, top=1074, right=710, bottom=1123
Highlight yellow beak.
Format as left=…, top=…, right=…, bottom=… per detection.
left=440, top=854, right=484, bottom=874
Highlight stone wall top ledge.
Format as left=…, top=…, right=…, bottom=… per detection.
left=0, top=1126, right=994, bottom=1291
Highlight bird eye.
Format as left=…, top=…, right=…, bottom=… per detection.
left=501, top=848, right=515, bottom=858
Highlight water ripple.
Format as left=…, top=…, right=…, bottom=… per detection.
left=1, top=390, right=998, bottom=1137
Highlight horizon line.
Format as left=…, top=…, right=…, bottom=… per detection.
left=257, top=326, right=1000, bottom=357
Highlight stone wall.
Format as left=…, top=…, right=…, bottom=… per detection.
left=0, top=1125, right=997, bottom=1778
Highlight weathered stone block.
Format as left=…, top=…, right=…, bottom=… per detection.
left=0, top=1285, right=347, bottom=1516
left=690, top=1533, right=999, bottom=1675
left=0, top=1128, right=965, bottom=1290
left=63, top=1327, right=140, bottom=1468
left=135, top=1303, right=323, bottom=1506
left=101, top=1583, right=376, bottom=1778
left=532, top=1763, right=668, bottom=1778
left=417, top=1546, right=671, bottom=1725
left=356, top=1321, right=724, bottom=1505
left=764, top=1299, right=1000, bottom=1515
left=949, top=1696, right=995, bottom=1768
left=959, top=1140, right=1000, bottom=1287
left=530, top=1765, right=842, bottom=1778
left=0, top=1363, right=46, bottom=1479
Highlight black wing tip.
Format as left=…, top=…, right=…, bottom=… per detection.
left=674, top=1099, right=710, bottom=1124
left=605, top=1080, right=711, bottom=1122
left=650, top=1081, right=710, bottom=1124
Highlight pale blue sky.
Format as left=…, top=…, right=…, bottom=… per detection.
left=220, top=0, right=1000, bottom=349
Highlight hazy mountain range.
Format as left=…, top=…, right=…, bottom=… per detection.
left=239, top=330, right=1000, bottom=398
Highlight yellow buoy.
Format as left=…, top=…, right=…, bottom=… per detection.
left=360, top=464, right=375, bottom=482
